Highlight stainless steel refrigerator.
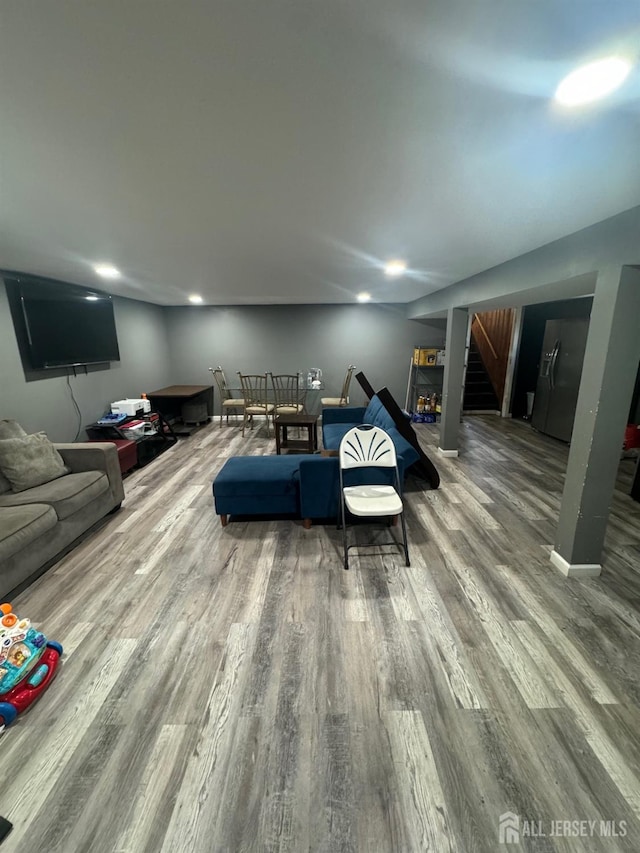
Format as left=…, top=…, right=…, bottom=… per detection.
left=531, top=317, right=589, bottom=442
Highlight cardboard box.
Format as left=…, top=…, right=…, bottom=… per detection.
left=413, top=347, right=438, bottom=366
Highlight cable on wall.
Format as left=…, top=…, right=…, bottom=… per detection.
left=66, top=373, right=83, bottom=441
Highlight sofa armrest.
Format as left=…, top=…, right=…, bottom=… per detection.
left=54, top=442, right=125, bottom=505
left=299, top=457, right=341, bottom=520
left=322, top=406, right=367, bottom=425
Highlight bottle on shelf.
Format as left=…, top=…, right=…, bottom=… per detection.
left=417, top=395, right=425, bottom=413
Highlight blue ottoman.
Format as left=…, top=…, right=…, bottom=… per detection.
left=213, top=455, right=316, bottom=527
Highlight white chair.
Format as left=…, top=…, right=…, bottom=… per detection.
left=237, top=372, right=275, bottom=437
left=339, top=424, right=410, bottom=570
left=321, top=365, right=356, bottom=407
left=209, top=366, right=245, bottom=428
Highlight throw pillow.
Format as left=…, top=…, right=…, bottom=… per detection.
left=0, top=423, right=28, bottom=492
left=0, top=420, right=27, bottom=440
left=0, top=432, right=70, bottom=493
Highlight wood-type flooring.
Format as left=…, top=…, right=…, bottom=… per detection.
left=2, top=415, right=640, bottom=852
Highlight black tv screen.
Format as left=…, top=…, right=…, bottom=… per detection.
left=17, top=277, right=120, bottom=369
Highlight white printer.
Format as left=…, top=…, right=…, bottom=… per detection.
left=111, top=398, right=151, bottom=417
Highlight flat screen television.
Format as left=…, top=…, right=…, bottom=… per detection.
left=14, top=275, right=120, bottom=369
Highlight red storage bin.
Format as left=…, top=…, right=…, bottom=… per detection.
left=90, top=438, right=137, bottom=474
left=624, top=424, right=640, bottom=450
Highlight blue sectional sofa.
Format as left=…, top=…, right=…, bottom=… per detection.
left=298, top=394, right=420, bottom=520
left=321, top=394, right=419, bottom=461
left=213, top=394, right=421, bottom=525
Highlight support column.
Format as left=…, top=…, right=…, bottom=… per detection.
left=551, top=265, right=640, bottom=577
left=439, top=307, right=468, bottom=456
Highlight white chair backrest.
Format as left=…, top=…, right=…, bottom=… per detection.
left=339, top=425, right=397, bottom=470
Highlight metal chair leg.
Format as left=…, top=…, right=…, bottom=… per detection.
left=340, top=498, right=350, bottom=569
left=400, top=511, right=410, bottom=566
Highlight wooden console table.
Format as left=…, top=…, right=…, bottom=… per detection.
left=147, top=385, right=214, bottom=435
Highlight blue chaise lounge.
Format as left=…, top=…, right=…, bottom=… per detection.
left=213, top=394, right=421, bottom=526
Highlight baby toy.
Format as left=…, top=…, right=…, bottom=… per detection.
left=0, top=603, right=63, bottom=731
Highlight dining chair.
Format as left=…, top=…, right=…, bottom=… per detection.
left=270, top=373, right=305, bottom=416
left=338, top=424, right=410, bottom=570
left=237, top=373, right=275, bottom=436
left=208, top=366, right=245, bottom=428
left=321, top=364, right=356, bottom=408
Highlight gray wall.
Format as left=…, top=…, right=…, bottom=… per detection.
left=2, top=286, right=445, bottom=440
left=165, top=303, right=446, bottom=407
left=1, top=280, right=172, bottom=441
left=407, top=205, right=640, bottom=319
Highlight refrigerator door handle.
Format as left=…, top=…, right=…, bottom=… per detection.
left=549, top=340, right=560, bottom=390
left=541, top=342, right=559, bottom=384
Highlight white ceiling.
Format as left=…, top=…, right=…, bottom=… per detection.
left=1, top=1, right=639, bottom=306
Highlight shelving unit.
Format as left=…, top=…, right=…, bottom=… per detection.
left=86, top=412, right=177, bottom=469
left=404, top=348, right=445, bottom=414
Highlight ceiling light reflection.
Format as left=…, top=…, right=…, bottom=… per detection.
left=555, top=57, right=632, bottom=106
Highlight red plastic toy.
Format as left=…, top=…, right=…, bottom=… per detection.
left=0, top=603, right=63, bottom=730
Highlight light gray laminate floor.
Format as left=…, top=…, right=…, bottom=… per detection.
left=2, top=416, right=640, bottom=852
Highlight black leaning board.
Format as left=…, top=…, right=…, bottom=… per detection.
left=375, top=386, right=441, bottom=489
left=0, top=816, right=13, bottom=843
left=354, top=372, right=440, bottom=488
left=355, top=371, right=376, bottom=401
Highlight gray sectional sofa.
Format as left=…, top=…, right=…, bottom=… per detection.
left=0, top=421, right=124, bottom=597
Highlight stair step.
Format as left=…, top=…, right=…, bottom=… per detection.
left=465, top=338, right=500, bottom=409
left=464, top=395, right=498, bottom=403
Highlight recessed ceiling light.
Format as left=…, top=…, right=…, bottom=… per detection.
left=188, top=294, right=204, bottom=304
left=555, top=57, right=632, bottom=106
left=357, top=292, right=371, bottom=302
left=384, top=259, right=407, bottom=278
left=93, top=263, right=121, bottom=279
left=85, top=295, right=99, bottom=301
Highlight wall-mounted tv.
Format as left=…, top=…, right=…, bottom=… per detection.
left=7, top=273, right=120, bottom=369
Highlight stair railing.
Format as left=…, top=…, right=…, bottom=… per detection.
left=469, top=310, right=515, bottom=404
left=474, top=315, right=498, bottom=361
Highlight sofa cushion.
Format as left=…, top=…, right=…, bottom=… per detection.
left=0, top=432, right=70, bottom=493
left=214, top=455, right=304, bottom=498
left=0, top=503, right=58, bottom=563
left=363, top=395, right=396, bottom=431
left=322, top=421, right=361, bottom=451
left=0, top=470, right=108, bottom=520
left=386, top=427, right=420, bottom=468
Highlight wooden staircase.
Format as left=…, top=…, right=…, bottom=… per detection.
left=463, top=309, right=515, bottom=412
left=463, top=339, right=500, bottom=411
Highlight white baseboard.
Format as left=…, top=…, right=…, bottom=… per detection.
left=550, top=550, right=601, bottom=578
left=437, top=448, right=459, bottom=458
